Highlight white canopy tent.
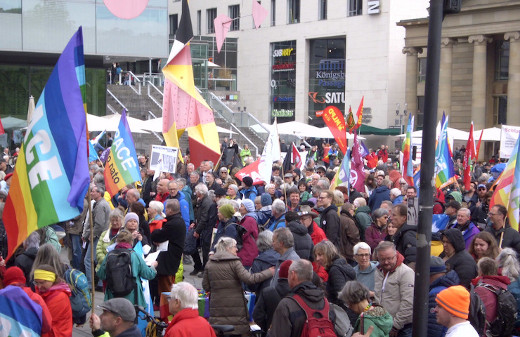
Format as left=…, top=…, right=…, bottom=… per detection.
left=251, top=122, right=364, bottom=139
left=140, top=117, right=236, bottom=135
left=2, top=116, right=27, bottom=130
left=398, top=127, right=469, bottom=140
left=473, top=127, right=501, bottom=141
left=86, top=113, right=149, bottom=134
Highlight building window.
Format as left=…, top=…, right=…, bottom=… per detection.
left=169, top=14, right=178, bottom=37
left=197, top=10, right=201, bottom=36
left=348, top=0, right=362, bottom=16
left=494, top=96, right=508, bottom=125
left=418, top=58, right=427, bottom=82
left=229, top=5, right=240, bottom=31
left=495, top=41, right=509, bottom=80
left=207, top=8, right=217, bottom=34
left=288, top=0, right=300, bottom=24
left=319, top=0, right=327, bottom=20
left=271, top=0, right=276, bottom=26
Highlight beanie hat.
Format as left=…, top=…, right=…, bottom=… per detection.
left=243, top=176, right=254, bottom=187
left=279, top=260, right=293, bottom=278
left=241, top=199, right=255, bottom=213
left=260, top=193, right=272, bottom=207
left=219, top=204, right=235, bottom=219
left=430, top=256, right=447, bottom=275
left=3, top=266, right=26, bottom=286
left=214, top=187, right=227, bottom=197
left=124, top=212, right=139, bottom=225
left=436, top=285, right=470, bottom=319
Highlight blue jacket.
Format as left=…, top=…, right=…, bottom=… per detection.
left=249, top=248, right=280, bottom=293
left=240, top=186, right=258, bottom=202
left=165, top=191, right=190, bottom=231
left=428, top=270, right=460, bottom=337
left=266, top=214, right=286, bottom=232
left=368, top=186, right=391, bottom=211
left=182, top=185, right=195, bottom=223
left=211, top=217, right=238, bottom=252
left=392, top=195, right=404, bottom=205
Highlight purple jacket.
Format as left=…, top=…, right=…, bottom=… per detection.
left=365, top=223, right=387, bottom=252
left=449, top=221, right=481, bottom=250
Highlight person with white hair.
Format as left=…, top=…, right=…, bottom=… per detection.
left=390, top=188, right=404, bottom=205
left=164, top=282, right=216, bottom=337
left=265, top=199, right=286, bottom=231
left=353, top=242, right=378, bottom=291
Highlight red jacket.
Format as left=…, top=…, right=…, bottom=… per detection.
left=471, top=275, right=510, bottom=323
left=237, top=215, right=259, bottom=267
left=22, top=287, right=53, bottom=336
left=309, top=221, right=329, bottom=281
left=367, top=153, right=378, bottom=169
left=38, top=282, right=72, bottom=337
left=165, top=308, right=216, bottom=337
left=155, top=192, right=169, bottom=203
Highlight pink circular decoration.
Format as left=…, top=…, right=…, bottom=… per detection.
left=103, top=0, right=149, bottom=20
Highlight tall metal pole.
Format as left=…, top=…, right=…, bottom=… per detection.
left=413, top=0, right=443, bottom=335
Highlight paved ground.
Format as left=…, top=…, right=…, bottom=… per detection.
left=67, top=249, right=202, bottom=336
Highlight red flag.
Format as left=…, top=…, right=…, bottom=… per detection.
left=235, top=159, right=264, bottom=185
left=292, top=143, right=302, bottom=169
left=322, top=106, right=347, bottom=155
left=475, top=128, right=483, bottom=160
left=0, top=117, right=5, bottom=135
left=252, top=0, right=268, bottom=29
left=351, top=131, right=366, bottom=191
left=463, top=122, right=475, bottom=190
left=355, top=96, right=364, bottom=129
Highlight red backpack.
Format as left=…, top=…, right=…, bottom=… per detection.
left=291, top=294, right=337, bottom=337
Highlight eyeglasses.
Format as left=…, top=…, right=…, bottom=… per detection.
left=355, top=253, right=370, bottom=258
left=318, top=196, right=328, bottom=200
left=379, top=255, right=396, bottom=263
left=33, top=280, right=47, bottom=287
left=478, top=188, right=486, bottom=191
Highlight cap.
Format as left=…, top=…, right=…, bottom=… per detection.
left=430, top=256, right=447, bottom=275
left=279, top=260, right=294, bottom=278
left=214, top=187, right=227, bottom=197
left=99, top=298, right=136, bottom=322
left=260, top=193, right=272, bottom=207
left=435, top=285, right=470, bottom=319
left=240, top=199, right=255, bottom=213
left=242, top=176, right=253, bottom=187
left=477, top=184, right=486, bottom=189
left=316, top=166, right=326, bottom=172
left=3, top=266, right=26, bottom=286
left=284, top=173, right=293, bottom=178
left=219, top=204, right=235, bottom=219
left=376, top=170, right=385, bottom=178
left=124, top=212, right=139, bottom=225
left=220, top=167, right=228, bottom=173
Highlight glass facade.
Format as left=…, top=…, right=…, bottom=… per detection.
left=0, top=0, right=168, bottom=58
left=270, top=40, right=296, bottom=123
left=307, top=38, right=346, bottom=127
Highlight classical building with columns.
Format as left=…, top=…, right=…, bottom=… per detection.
left=398, top=0, right=520, bottom=132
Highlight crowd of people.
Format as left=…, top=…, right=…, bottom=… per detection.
left=0, top=139, right=519, bottom=337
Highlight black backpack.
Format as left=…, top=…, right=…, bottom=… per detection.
left=468, top=286, right=487, bottom=336
left=224, top=222, right=247, bottom=251
left=105, top=249, right=136, bottom=297
left=477, top=283, right=517, bottom=337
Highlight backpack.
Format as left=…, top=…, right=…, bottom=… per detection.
left=468, top=286, right=487, bottom=336
left=105, top=249, right=136, bottom=297
left=64, top=268, right=92, bottom=320
left=224, top=222, right=247, bottom=251
left=329, top=303, right=353, bottom=337
left=291, top=294, right=336, bottom=337
left=477, top=283, right=517, bottom=337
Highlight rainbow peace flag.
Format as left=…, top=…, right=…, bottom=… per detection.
left=331, top=148, right=351, bottom=189
left=103, top=110, right=141, bottom=197
left=434, top=113, right=455, bottom=188
left=0, top=286, right=43, bottom=336
left=490, top=135, right=520, bottom=230
left=3, top=28, right=90, bottom=260
left=401, top=114, right=414, bottom=186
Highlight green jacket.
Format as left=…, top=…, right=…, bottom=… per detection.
left=355, top=305, right=393, bottom=337
left=97, top=248, right=157, bottom=308
left=95, top=229, right=118, bottom=271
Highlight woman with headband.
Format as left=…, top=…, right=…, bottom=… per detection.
left=34, top=264, right=73, bottom=337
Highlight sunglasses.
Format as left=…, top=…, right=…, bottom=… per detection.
left=478, top=187, right=486, bottom=191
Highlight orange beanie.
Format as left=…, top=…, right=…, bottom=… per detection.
left=435, top=285, right=470, bottom=319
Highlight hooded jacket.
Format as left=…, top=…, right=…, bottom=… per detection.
left=287, top=220, right=314, bottom=260
left=354, top=206, right=372, bottom=241
left=355, top=305, right=394, bottom=337
left=249, top=248, right=280, bottom=293
left=319, top=204, right=341, bottom=246
left=471, top=274, right=511, bottom=324
left=428, top=270, right=460, bottom=337
left=448, top=221, right=481, bottom=250
left=238, top=214, right=259, bottom=267
left=150, top=212, right=186, bottom=276
left=164, top=308, right=216, bottom=337
left=365, top=222, right=387, bottom=252
left=269, top=281, right=335, bottom=337
left=374, top=252, right=414, bottom=330
left=38, top=282, right=73, bottom=337
left=354, top=261, right=379, bottom=291
left=485, top=224, right=520, bottom=257
left=166, top=191, right=190, bottom=230
left=368, top=185, right=391, bottom=211
left=326, top=257, right=356, bottom=309
left=202, top=250, right=272, bottom=335
left=441, top=228, right=477, bottom=289
left=392, top=224, right=417, bottom=265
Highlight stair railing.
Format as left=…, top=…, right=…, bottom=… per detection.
left=127, top=71, right=142, bottom=95
left=146, top=111, right=164, bottom=142
left=146, top=81, right=163, bottom=110
left=107, top=89, right=128, bottom=112
left=214, top=110, right=259, bottom=157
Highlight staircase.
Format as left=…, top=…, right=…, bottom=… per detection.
left=106, top=79, right=269, bottom=158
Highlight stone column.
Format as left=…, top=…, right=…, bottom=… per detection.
left=506, top=31, right=520, bottom=125
left=439, top=38, right=455, bottom=122
left=468, top=35, right=491, bottom=130
left=402, top=47, right=422, bottom=119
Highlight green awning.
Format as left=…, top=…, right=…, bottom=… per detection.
left=358, top=125, right=401, bottom=135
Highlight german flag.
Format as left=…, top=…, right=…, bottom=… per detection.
left=162, top=0, right=221, bottom=167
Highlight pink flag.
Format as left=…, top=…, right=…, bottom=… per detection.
left=252, top=0, right=268, bottom=29
left=214, top=14, right=232, bottom=53
left=351, top=131, right=366, bottom=191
